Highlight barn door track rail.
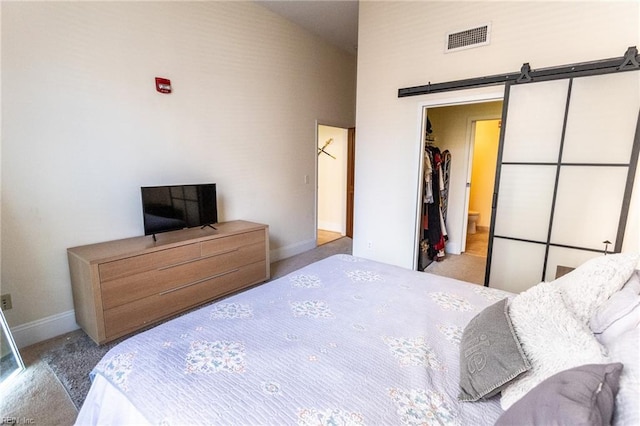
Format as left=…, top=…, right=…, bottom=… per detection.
left=398, top=46, right=640, bottom=98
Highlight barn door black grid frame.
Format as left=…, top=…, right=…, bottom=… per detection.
left=399, top=47, right=640, bottom=287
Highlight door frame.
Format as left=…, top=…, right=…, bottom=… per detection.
left=315, top=122, right=354, bottom=244
left=346, top=127, right=356, bottom=238
left=412, top=88, right=505, bottom=270
left=461, top=116, right=502, bottom=252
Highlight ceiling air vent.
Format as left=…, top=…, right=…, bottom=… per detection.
left=445, top=23, right=491, bottom=53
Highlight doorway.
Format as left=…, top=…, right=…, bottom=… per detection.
left=465, top=119, right=501, bottom=257
left=415, top=99, right=503, bottom=284
left=317, top=124, right=350, bottom=246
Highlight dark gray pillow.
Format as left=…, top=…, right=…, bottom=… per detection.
left=495, top=363, right=623, bottom=426
left=459, top=298, right=530, bottom=402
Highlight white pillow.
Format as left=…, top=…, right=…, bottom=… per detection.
left=624, top=271, right=640, bottom=293
left=501, top=282, right=608, bottom=410
left=554, top=253, right=640, bottom=324
left=591, top=271, right=640, bottom=336
left=597, top=303, right=640, bottom=348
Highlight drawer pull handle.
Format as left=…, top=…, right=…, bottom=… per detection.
left=200, top=248, right=240, bottom=260
left=157, top=248, right=240, bottom=271
left=159, top=268, right=240, bottom=296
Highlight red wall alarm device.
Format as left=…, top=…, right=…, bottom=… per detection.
left=155, top=77, right=172, bottom=94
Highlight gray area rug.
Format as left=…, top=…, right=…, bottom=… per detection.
left=42, top=332, right=122, bottom=409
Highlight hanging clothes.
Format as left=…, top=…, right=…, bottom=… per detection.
left=419, top=144, right=450, bottom=270
left=440, top=150, right=451, bottom=221
left=423, top=149, right=434, bottom=204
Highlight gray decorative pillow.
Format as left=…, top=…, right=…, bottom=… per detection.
left=495, top=363, right=623, bottom=426
left=459, top=298, right=530, bottom=402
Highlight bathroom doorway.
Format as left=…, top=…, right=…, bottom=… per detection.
left=465, top=119, right=501, bottom=257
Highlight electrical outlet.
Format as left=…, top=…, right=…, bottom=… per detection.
left=1, top=294, right=12, bottom=310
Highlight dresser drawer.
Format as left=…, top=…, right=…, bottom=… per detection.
left=201, top=230, right=264, bottom=256
left=101, top=242, right=266, bottom=309
left=68, top=220, right=269, bottom=344
left=103, top=260, right=267, bottom=339
left=99, top=243, right=201, bottom=282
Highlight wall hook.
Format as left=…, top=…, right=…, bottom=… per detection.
left=318, top=138, right=336, bottom=159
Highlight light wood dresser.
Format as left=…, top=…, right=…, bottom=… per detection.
left=67, top=220, right=269, bottom=344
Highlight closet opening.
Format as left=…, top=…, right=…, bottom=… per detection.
left=414, top=98, right=504, bottom=285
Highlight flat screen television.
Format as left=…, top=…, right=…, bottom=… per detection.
left=141, top=183, right=217, bottom=238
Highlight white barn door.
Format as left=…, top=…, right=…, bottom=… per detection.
left=487, top=71, right=640, bottom=293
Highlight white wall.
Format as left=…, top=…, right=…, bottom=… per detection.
left=354, top=1, right=640, bottom=269
left=1, top=2, right=356, bottom=341
left=317, top=125, right=348, bottom=234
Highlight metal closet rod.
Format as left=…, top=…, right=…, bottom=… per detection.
left=398, top=46, right=640, bottom=98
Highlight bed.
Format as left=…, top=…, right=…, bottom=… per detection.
left=75, top=253, right=640, bottom=425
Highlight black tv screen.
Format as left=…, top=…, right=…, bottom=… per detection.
left=141, top=184, right=217, bottom=236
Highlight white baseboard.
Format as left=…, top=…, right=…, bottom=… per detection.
left=270, top=238, right=317, bottom=263
left=11, top=310, right=79, bottom=349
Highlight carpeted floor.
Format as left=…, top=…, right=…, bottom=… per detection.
left=0, top=334, right=78, bottom=425
left=425, top=230, right=489, bottom=285
left=3, top=235, right=486, bottom=424
left=425, top=252, right=487, bottom=285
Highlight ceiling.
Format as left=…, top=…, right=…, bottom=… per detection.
left=257, top=1, right=359, bottom=56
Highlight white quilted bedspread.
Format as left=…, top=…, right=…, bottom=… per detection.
left=90, top=254, right=510, bottom=425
